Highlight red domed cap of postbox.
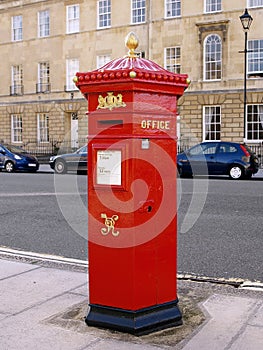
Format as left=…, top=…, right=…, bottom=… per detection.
left=73, top=32, right=190, bottom=94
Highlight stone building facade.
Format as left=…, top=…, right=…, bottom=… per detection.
left=0, top=0, right=262, bottom=154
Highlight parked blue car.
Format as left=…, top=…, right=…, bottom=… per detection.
left=177, top=141, right=259, bottom=179
left=0, top=144, right=39, bottom=173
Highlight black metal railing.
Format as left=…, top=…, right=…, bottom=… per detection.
left=6, top=138, right=263, bottom=166
left=10, top=85, right=24, bottom=96
left=20, top=138, right=87, bottom=162
left=64, top=85, right=78, bottom=92
left=36, top=83, right=51, bottom=93
left=247, top=143, right=263, bottom=165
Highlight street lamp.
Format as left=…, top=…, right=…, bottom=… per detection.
left=239, top=8, right=253, bottom=141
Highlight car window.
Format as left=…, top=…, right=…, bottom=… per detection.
left=188, top=143, right=217, bottom=156
left=5, top=144, right=26, bottom=154
left=77, top=145, right=87, bottom=154
left=202, top=144, right=217, bottom=155
left=188, top=144, right=203, bottom=156
left=219, top=144, right=238, bottom=153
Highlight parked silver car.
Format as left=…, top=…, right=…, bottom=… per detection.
left=49, top=145, right=87, bottom=174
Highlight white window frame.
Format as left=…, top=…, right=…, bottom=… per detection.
left=11, top=65, right=23, bottom=95
left=12, top=15, right=22, bottom=41
left=203, top=106, right=221, bottom=141
left=248, top=0, right=263, bottom=8
left=66, top=59, right=79, bottom=91
left=204, top=0, right=222, bottom=13
left=37, top=113, right=49, bottom=143
left=97, top=0, right=111, bottom=29
left=131, top=0, right=146, bottom=24
left=165, top=0, right=181, bottom=18
left=38, top=10, right=50, bottom=38
left=164, top=47, right=181, bottom=73
left=248, top=39, right=263, bottom=76
left=38, top=62, right=50, bottom=93
left=246, top=104, right=263, bottom=141
left=11, top=114, right=23, bottom=143
left=66, top=4, right=80, bottom=34
left=203, top=34, right=222, bottom=81
left=96, top=54, right=111, bottom=69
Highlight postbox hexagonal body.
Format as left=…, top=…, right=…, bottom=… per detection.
left=75, top=35, right=189, bottom=335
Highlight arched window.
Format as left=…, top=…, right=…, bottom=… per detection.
left=204, top=34, right=222, bottom=80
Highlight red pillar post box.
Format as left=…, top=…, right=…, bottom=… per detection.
left=74, top=33, right=189, bottom=335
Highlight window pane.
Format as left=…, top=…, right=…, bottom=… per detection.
left=248, top=0, right=263, bottom=8
left=205, top=0, right=221, bottom=13
left=11, top=115, right=23, bottom=142
left=98, top=0, right=111, bottom=28
left=203, top=106, right=221, bottom=141
left=38, top=62, right=50, bottom=83
left=204, top=34, right=222, bottom=80
left=38, top=62, right=50, bottom=92
left=165, top=47, right=181, bottom=73
left=67, top=5, right=80, bottom=33
left=165, top=0, right=181, bottom=18
left=66, top=59, right=79, bottom=90
left=97, top=55, right=111, bottom=69
left=246, top=105, right=263, bottom=140
left=248, top=40, right=263, bottom=75
left=12, top=15, right=22, bottom=41
left=132, top=0, right=146, bottom=24
left=11, top=65, right=23, bottom=95
left=38, top=114, right=49, bottom=143
left=38, top=10, right=50, bottom=37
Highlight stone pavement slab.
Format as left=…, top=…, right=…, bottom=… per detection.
left=227, top=302, right=263, bottom=350
left=1, top=258, right=263, bottom=350
left=0, top=259, right=38, bottom=279
left=180, top=294, right=263, bottom=350
left=0, top=260, right=164, bottom=350
left=0, top=260, right=87, bottom=314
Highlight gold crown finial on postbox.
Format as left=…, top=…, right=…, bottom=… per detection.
left=125, top=32, right=139, bottom=58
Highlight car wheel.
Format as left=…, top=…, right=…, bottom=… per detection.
left=5, top=161, right=14, bottom=173
left=229, top=165, right=243, bottom=180
left=54, top=159, right=67, bottom=174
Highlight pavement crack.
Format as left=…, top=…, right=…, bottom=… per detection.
left=223, top=300, right=262, bottom=350
left=0, top=264, right=41, bottom=281
left=4, top=282, right=87, bottom=318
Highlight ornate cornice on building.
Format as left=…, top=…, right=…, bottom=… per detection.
left=177, top=96, right=185, bottom=106
left=197, top=94, right=226, bottom=105
left=58, top=102, right=81, bottom=113
left=33, top=103, right=56, bottom=113
left=6, top=105, right=24, bottom=114
left=240, top=92, right=263, bottom=104
left=196, top=20, right=230, bottom=43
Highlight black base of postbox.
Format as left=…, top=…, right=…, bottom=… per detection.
left=85, top=300, right=182, bottom=336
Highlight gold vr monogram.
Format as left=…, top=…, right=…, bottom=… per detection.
left=141, top=119, right=170, bottom=130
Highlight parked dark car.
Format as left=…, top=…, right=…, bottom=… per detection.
left=177, top=141, right=259, bottom=179
left=49, top=145, right=87, bottom=174
left=0, top=144, right=39, bottom=173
